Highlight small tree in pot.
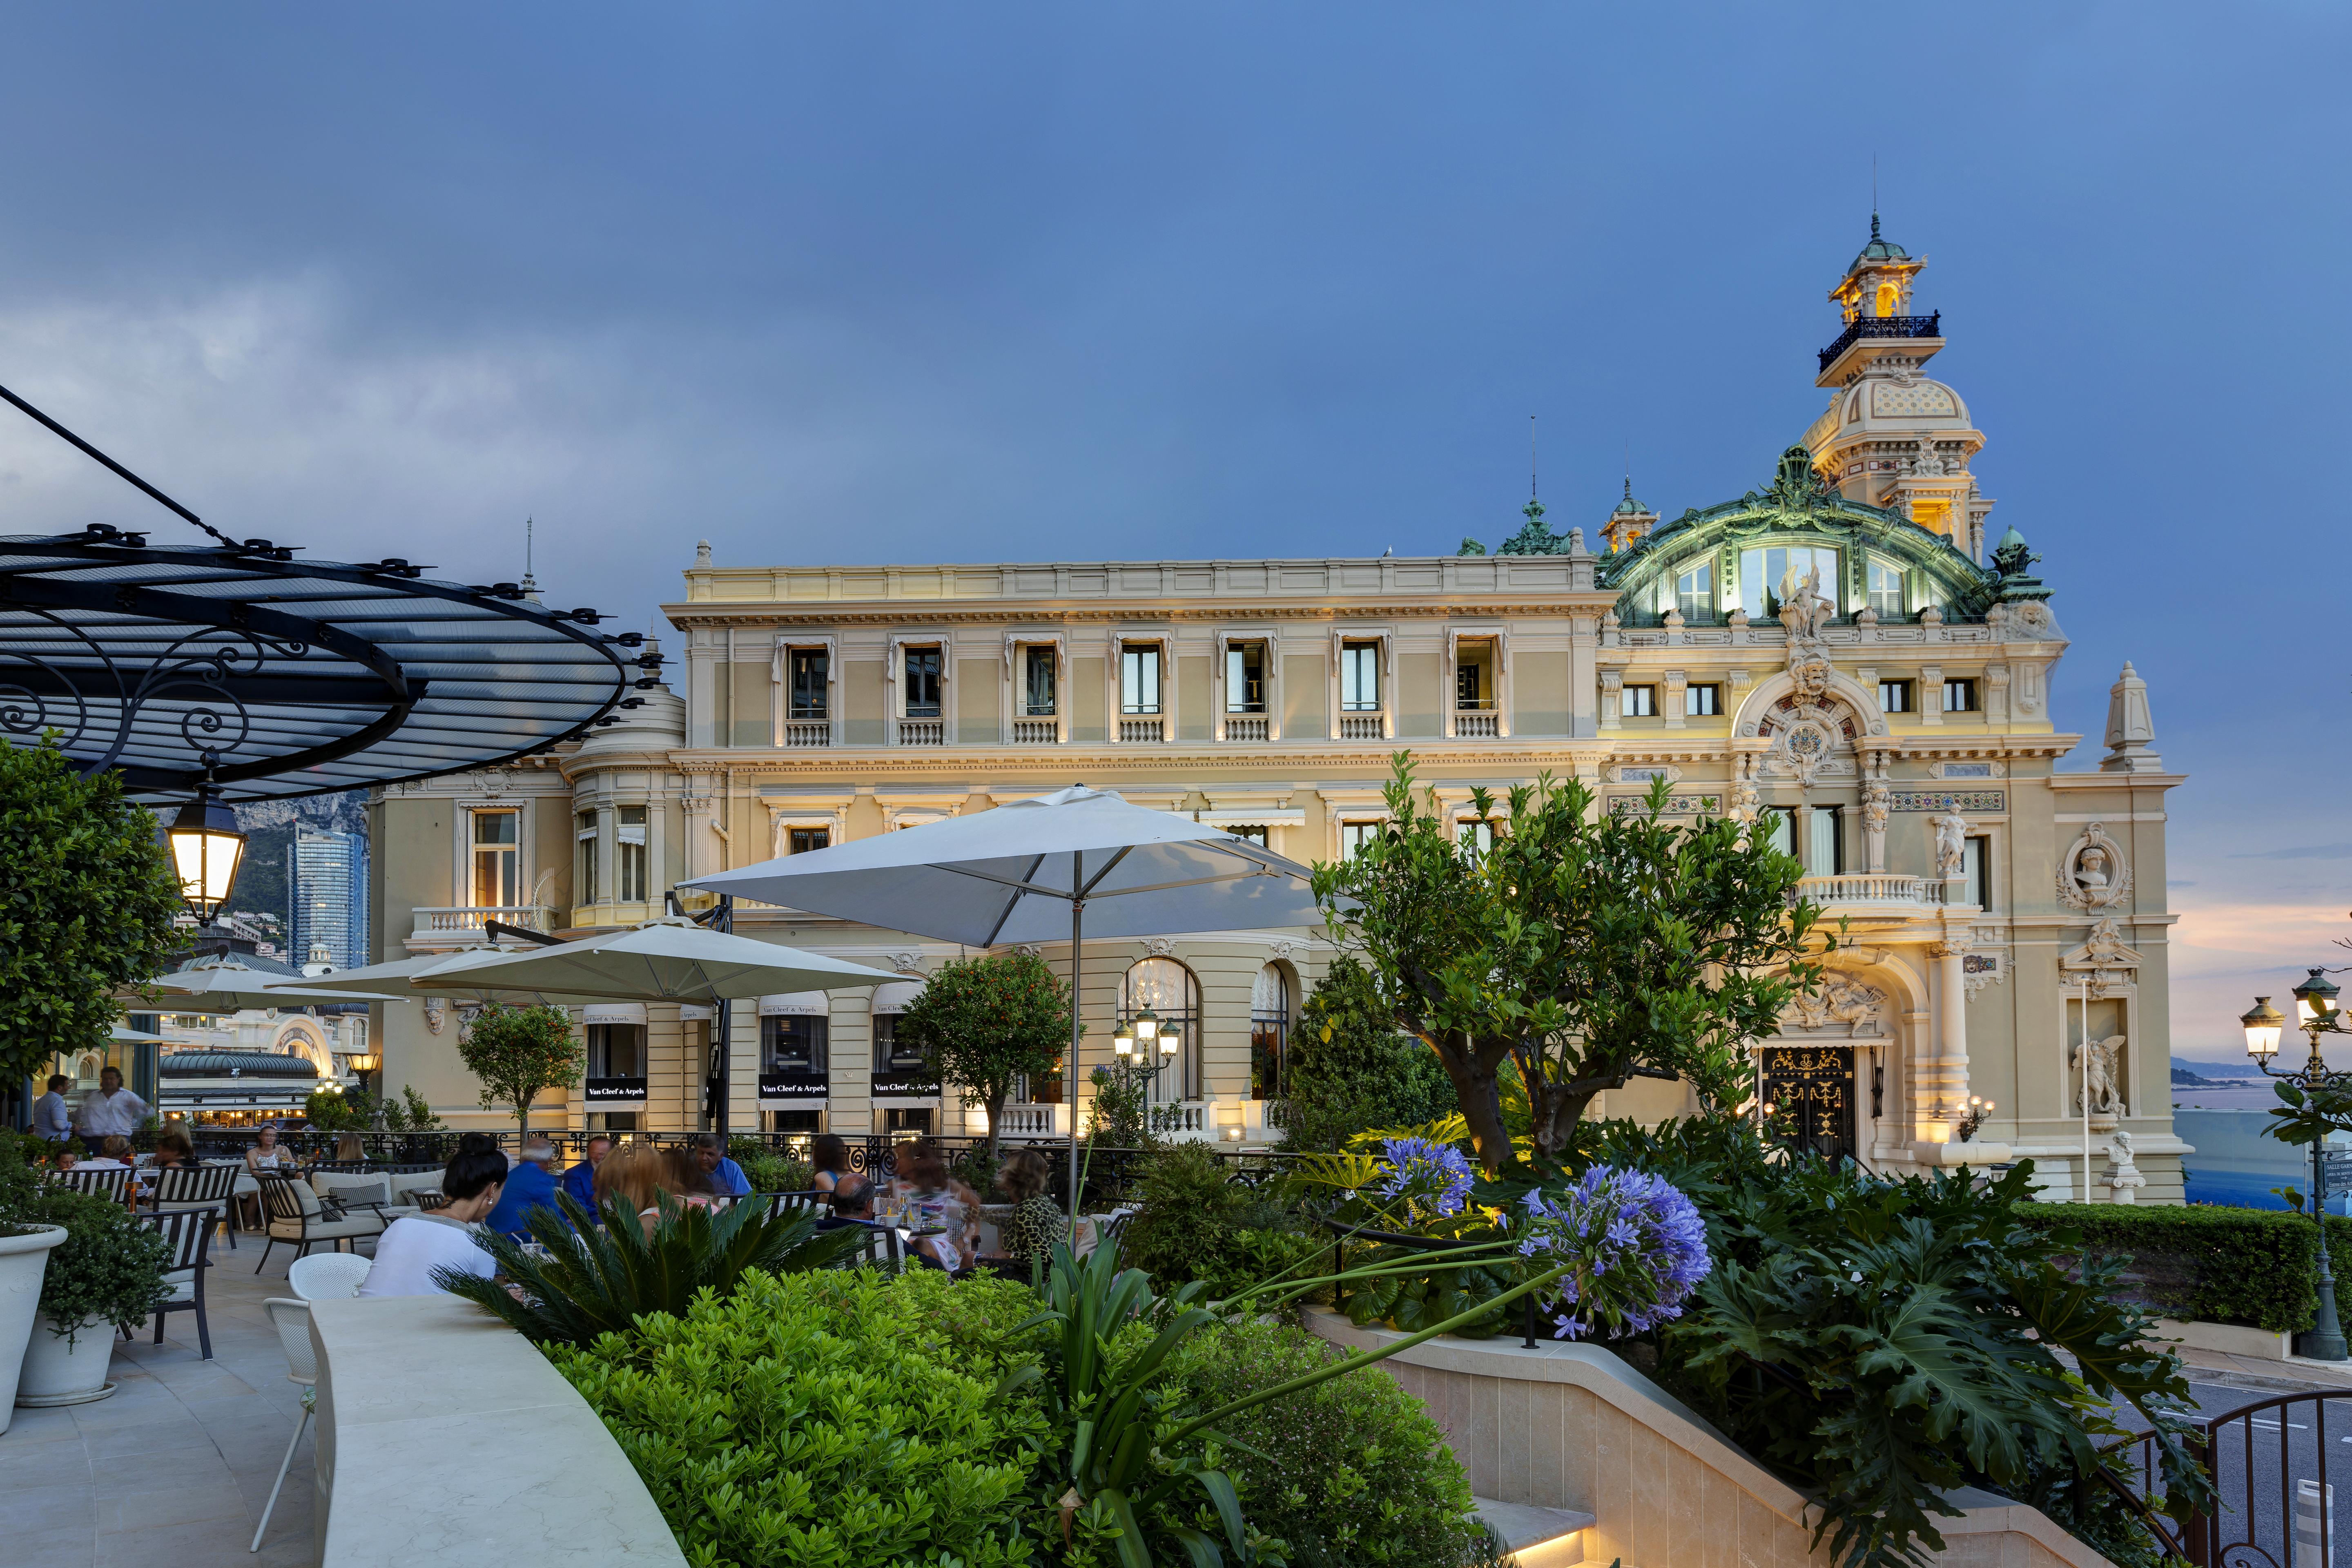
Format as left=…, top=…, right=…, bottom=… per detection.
left=895, top=951, right=1070, bottom=1166
left=0, top=1135, right=171, bottom=1406
left=456, top=1002, right=582, bottom=1136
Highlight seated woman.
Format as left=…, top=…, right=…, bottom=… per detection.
left=891, top=1140, right=976, bottom=1271
left=357, top=1149, right=506, bottom=1298
left=809, top=1132, right=851, bottom=1195
left=593, top=1142, right=715, bottom=1236
left=149, top=1129, right=196, bottom=1171
left=988, top=1149, right=1066, bottom=1267
left=245, top=1125, right=290, bottom=1175
left=77, top=1135, right=135, bottom=1170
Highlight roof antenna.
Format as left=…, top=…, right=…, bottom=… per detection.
left=1529, top=414, right=1538, bottom=501
left=520, top=517, right=537, bottom=594
left=1872, top=153, right=1880, bottom=236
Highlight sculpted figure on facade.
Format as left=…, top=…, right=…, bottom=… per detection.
left=1780, top=973, right=1886, bottom=1037
left=1933, top=809, right=1969, bottom=877
left=1862, top=778, right=1891, bottom=873
left=2057, top=823, right=2134, bottom=911
left=2076, top=1033, right=2127, bottom=1117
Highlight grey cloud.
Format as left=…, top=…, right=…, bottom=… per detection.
left=2228, top=845, right=2352, bottom=861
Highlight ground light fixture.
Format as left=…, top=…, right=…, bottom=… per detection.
left=2243, top=970, right=2351, bottom=1360
left=167, top=779, right=246, bottom=924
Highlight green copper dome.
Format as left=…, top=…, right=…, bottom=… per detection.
left=1612, top=477, right=1647, bottom=516
left=1851, top=212, right=1909, bottom=268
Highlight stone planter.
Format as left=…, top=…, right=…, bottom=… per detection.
left=0, top=1225, right=69, bottom=1431
left=16, top=1310, right=117, bottom=1409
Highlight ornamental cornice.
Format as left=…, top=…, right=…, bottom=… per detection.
left=661, top=745, right=1619, bottom=777
left=661, top=600, right=1618, bottom=630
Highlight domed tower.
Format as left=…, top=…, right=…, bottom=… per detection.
left=1802, top=214, right=1995, bottom=561
left=1600, top=476, right=1657, bottom=553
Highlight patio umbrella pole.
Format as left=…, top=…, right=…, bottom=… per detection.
left=1066, top=862, right=1083, bottom=1218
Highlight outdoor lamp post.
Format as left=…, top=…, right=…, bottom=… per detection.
left=1112, top=1021, right=1137, bottom=1060
left=2244, top=975, right=2349, bottom=1360
left=1133, top=1007, right=1160, bottom=1049
left=166, top=779, right=246, bottom=926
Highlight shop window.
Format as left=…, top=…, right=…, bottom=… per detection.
left=761, top=1013, right=828, bottom=1074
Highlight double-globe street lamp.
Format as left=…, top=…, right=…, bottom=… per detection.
left=2242, top=969, right=2351, bottom=1361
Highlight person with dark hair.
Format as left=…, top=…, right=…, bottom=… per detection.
left=33, top=1075, right=73, bottom=1143
left=820, top=1173, right=877, bottom=1227
left=561, top=1133, right=613, bottom=1210
left=990, top=1149, right=1066, bottom=1265
left=76, top=1065, right=147, bottom=1155
left=149, top=1128, right=196, bottom=1170
left=358, top=1148, right=506, bottom=1297
left=688, top=1132, right=751, bottom=1197
left=810, top=1133, right=850, bottom=1194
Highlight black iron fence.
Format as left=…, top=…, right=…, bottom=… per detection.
left=2105, top=1387, right=2352, bottom=1564
left=1816, top=310, right=1942, bottom=371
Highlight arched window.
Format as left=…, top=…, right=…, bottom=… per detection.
left=1120, top=957, right=1200, bottom=1102
left=1251, top=963, right=1291, bottom=1101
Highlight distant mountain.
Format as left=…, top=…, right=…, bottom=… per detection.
left=2172, top=1055, right=2258, bottom=1086
left=225, top=791, right=367, bottom=928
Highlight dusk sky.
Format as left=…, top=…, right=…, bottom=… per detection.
left=0, top=5, right=2340, bottom=1054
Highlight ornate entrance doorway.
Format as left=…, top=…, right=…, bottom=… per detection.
left=1759, top=1043, right=1857, bottom=1162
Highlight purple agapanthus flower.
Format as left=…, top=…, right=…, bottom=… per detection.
left=1373, top=1135, right=1476, bottom=1221
left=1515, top=1165, right=1710, bottom=1341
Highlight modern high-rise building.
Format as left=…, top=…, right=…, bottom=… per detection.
left=290, top=827, right=370, bottom=974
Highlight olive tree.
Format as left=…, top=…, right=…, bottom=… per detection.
left=0, top=738, right=185, bottom=1097
left=1313, top=756, right=1831, bottom=1175
left=895, top=950, right=1070, bottom=1164
left=455, top=1001, right=582, bottom=1135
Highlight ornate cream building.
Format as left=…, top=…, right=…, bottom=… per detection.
left=367, top=219, right=2187, bottom=1202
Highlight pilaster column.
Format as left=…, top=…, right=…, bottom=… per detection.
left=1932, top=939, right=1969, bottom=1122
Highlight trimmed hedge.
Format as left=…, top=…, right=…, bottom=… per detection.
left=2021, top=1201, right=2352, bottom=1334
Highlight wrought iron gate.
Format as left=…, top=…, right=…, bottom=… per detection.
left=1758, top=1043, right=1856, bottom=1162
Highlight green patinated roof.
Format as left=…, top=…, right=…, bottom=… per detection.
left=1612, top=477, right=1648, bottom=516
left=1851, top=212, right=1910, bottom=269
left=1598, top=445, right=2005, bottom=623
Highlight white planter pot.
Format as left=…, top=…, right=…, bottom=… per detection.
left=0, top=1226, right=68, bottom=1432
left=16, top=1310, right=117, bottom=1409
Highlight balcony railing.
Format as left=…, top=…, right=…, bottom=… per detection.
left=994, top=1102, right=1066, bottom=1137
left=783, top=720, right=830, bottom=747
left=1817, top=311, right=1942, bottom=372
left=1012, top=718, right=1057, bottom=744
left=1118, top=717, right=1164, bottom=743
left=410, top=906, right=555, bottom=939
left=1454, top=712, right=1500, bottom=738
left=897, top=718, right=945, bottom=746
left=1223, top=716, right=1269, bottom=741
left=1792, top=874, right=1947, bottom=911
left=1338, top=714, right=1385, bottom=741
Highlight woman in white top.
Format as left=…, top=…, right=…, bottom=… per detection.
left=358, top=1149, right=506, bottom=1298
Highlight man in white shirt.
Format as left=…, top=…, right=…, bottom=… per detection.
left=77, top=1066, right=148, bottom=1154
left=358, top=1149, right=506, bottom=1298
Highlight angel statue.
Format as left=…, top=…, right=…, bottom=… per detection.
left=2075, top=1033, right=2127, bottom=1117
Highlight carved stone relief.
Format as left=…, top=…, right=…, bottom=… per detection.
left=2060, top=916, right=2143, bottom=999
left=1778, top=973, right=1887, bottom=1038
left=2057, top=823, right=2133, bottom=912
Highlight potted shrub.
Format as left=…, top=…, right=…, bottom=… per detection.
left=10, top=1181, right=171, bottom=1407
left=0, top=1220, right=69, bottom=1431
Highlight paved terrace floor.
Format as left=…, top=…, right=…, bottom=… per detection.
left=8, top=1231, right=331, bottom=1567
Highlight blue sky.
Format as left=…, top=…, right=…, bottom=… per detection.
left=0, top=4, right=2340, bottom=1049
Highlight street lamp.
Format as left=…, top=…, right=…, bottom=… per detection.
left=2245, top=971, right=2350, bottom=1360
left=1112, top=1021, right=1137, bottom=1060
left=165, top=780, right=246, bottom=926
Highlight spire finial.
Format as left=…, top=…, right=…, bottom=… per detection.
left=1529, top=414, right=1538, bottom=502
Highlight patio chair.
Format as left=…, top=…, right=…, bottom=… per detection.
left=829, top=1220, right=904, bottom=1274
left=252, top=1298, right=316, bottom=1554
left=53, top=1166, right=132, bottom=1203
left=130, top=1203, right=221, bottom=1360
left=762, top=1190, right=827, bottom=1220
left=149, top=1162, right=242, bottom=1250
left=253, top=1172, right=385, bottom=1274
left=312, top=1169, right=413, bottom=1222
left=288, top=1252, right=372, bottom=1301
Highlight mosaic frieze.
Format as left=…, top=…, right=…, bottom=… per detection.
left=1889, top=792, right=2004, bottom=812
left=1607, top=793, right=1720, bottom=816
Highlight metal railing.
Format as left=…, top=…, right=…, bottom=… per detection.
left=1338, top=714, right=1385, bottom=741
left=783, top=720, right=830, bottom=747
left=1011, top=718, right=1057, bottom=744
left=410, top=906, right=555, bottom=938
left=1817, top=310, right=1942, bottom=371
left=1222, top=716, right=1269, bottom=741
left=1117, top=717, right=1164, bottom=743
left=897, top=718, right=945, bottom=746
left=2103, top=1387, right=2352, bottom=1565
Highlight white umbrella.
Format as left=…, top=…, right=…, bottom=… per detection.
left=152, top=958, right=410, bottom=1012
left=108, top=1024, right=165, bottom=1043
left=267, top=950, right=609, bottom=1009
left=684, top=784, right=1322, bottom=1193
left=435, top=917, right=900, bottom=1004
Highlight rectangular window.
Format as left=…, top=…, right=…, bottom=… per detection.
left=586, top=1023, right=644, bottom=1078
left=903, top=648, right=943, bottom=718
left=1621, top=685, right=1656, bottom=717
left=1805, top=806, right=1843, bottom=877
left=1457, top=818, right=1494, bottom=854
left=1121, top=645, right=1162, bottom=714
left=1023, top=645, right=1058, bottom=716
left=1676, top=562, right=1713, bottom=621
left=1866, top=557, right=1905, bottom=620
left=1879, top=679, right=1911, bottom=714
left=1943, top=678, right=1978, bottom=713
left=874, top=1012, right=927, bottom=1071
left=1738, top=544, right=1840, bottom=620
left=788, top=826, right=829, bottom=855
left=1964, top=835, right=1992, bottom=910
left=1685, top=683, right=1721, bottom=716
left=616, top=805, right=648, bottom=902
left=788, top=649, right=829, bottom=720
left=1455, top=657, right=1486, bottom=711
left=470, top=809, right=519, bottom=907
left=576, top=818, right=602, bottom=903
left=1227, top=824, right=1269, bottom=847
left=762, top=1013, right=829, bottom=1074
left=1340, top=820, right=1382, bottom=857
left=1339, top=642, right=1382, bottom=711
left=1225, top=643, right=1267, bottom=714
left=1763, top=808, right=1793, bottom=858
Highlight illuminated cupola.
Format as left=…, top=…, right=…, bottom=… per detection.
left=1800, top=213, right=1995, bottom=560
left=1600, top=477, right=1657, bottom=553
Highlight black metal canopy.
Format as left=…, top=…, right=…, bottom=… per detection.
left=0, top=526, right=644, bottom=800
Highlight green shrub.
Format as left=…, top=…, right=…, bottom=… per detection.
left=1280, top=956, right=1457, bottom=1154
left=2020, top=1200, right=2352, bottom=1334
left=552, top=1268, right=1047, bottom=1568
left=0, top=1132, right=172, bottom=1339
left=1163, top=1318, right=1489, bottom=1568
left=1120, top=1140, right=1237, bottom=1285
left=731, top=1146, right=814, bottom=1196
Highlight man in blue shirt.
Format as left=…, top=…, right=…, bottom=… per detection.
left=32, top=1075, right=73, bottom=1143
left=560, top=1133, right=612, bottom=1213
left=485, top=1134, right=565, bottom=1239
left=692, top=1132, right=751, bottom=1197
